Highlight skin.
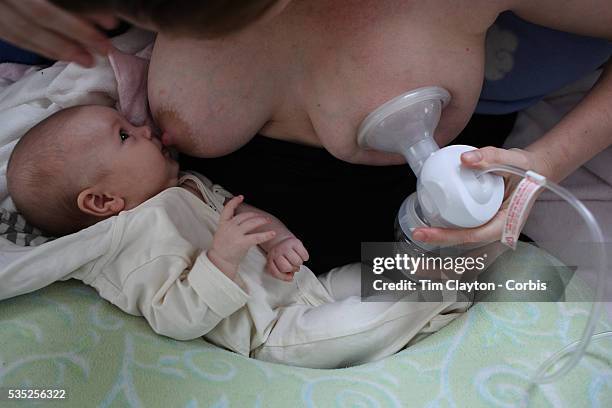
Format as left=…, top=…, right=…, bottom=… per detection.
left=0, top=0, right=117, bottom=67
left=147, top=0, right=612, bottom=246
left=69, top=106, right=307, bottom=281
left=208, top=195, right=309, bottom=281
left=1, top=0, right=610, bottom=247
left=74, top=106, right=179, bottom=215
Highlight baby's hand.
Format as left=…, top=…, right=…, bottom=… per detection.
left=209, top=196, right=276, bottom=277
left=266, top=237, right=309, bottom=282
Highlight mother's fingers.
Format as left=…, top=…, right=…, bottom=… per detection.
left=0, top=0, right=112, bottom=66
left=413, top=210, right=507, bottom=247
left=461, top=146, right=532, bottom=171
left=0, top=12, right=93, bottom=66
left=10, top=0, right=111, bottom=52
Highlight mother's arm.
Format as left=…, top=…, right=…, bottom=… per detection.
left=510, top=0, right=612, bottom=183
left=413, top=0, right=612, bottom=246
left=524, top=59, right=612, bottom=184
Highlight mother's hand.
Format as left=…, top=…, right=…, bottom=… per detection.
left=0, top=0, right=118, bottom=67
left=412, top=146, right=537, bottom=247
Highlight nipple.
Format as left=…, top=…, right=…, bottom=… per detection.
left=161, top=132, right=174, bottom=146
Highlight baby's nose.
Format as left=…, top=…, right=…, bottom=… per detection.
left=136, top=125, right=152, bottom=140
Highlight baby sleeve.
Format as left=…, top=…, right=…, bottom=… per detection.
left=118, top=250, right=249, bottom=341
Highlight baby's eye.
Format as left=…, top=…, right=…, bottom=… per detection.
left=119, top=130, right=130, bottom=142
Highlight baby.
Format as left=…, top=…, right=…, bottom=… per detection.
left=8, top=104, right=308, bottom=282
left=6, top=105, right=469, bottom=368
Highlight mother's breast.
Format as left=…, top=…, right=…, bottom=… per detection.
left=303, top=37, right=485, bottom=165
left=148, top=39, right=207, bottom=154
left=148, top=35, right=277, bottom=158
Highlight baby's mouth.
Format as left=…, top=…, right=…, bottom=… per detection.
left=161, top=145, right=171, bottom=157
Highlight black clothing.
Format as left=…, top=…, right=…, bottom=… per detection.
left=182, top=113, right=518, bottom=273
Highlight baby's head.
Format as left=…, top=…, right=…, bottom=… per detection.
left=7, top=105, right=179, bottom=236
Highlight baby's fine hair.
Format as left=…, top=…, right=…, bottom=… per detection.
left=7, top=106, right=107, bottom=236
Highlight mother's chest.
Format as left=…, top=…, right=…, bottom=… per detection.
left=304, top=27, right=487, bottom=149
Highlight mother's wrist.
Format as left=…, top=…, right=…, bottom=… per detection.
left=523, top=148, right=560, bottom=181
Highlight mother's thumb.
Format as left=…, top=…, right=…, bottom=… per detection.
left=461, top=146, right=516, bottom=169
left=461, top=150, right=483, bottom=165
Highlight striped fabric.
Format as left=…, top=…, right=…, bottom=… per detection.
left=0, top=208, right=53, bottom=246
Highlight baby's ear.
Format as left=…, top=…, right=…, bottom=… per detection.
left=77, top=188, right=125, bottom=218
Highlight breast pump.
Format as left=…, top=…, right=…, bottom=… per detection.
left=357, top=86, right=609, bottom=387
left=357, top=87, right=504, bottom=252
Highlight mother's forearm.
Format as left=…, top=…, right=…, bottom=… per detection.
left=525, top=59, right=612, bottom=183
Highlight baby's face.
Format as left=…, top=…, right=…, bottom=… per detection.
left=78, top=106, right=180, bottom=208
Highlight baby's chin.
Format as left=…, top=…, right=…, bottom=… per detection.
left=166, top=174, right=179, bottom=189
left=167, top=164, right=181, bottom=187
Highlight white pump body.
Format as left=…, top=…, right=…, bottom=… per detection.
left=357, top=86, right=504, bottom=244
left=418, top=144, right=503, bottom=228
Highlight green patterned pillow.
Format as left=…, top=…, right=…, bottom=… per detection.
left=1, top=244, right=611, bottom=407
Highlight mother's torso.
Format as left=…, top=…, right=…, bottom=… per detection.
left=149, top=0, right=500, bottom=165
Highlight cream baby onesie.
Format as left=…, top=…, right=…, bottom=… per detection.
left=2, top=172, right=469, bottom=368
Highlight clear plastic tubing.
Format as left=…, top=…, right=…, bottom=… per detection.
left=477, top=164, right=608, bottom=384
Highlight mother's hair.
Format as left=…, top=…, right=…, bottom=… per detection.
left=51, top=0, right=282, bottom=37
